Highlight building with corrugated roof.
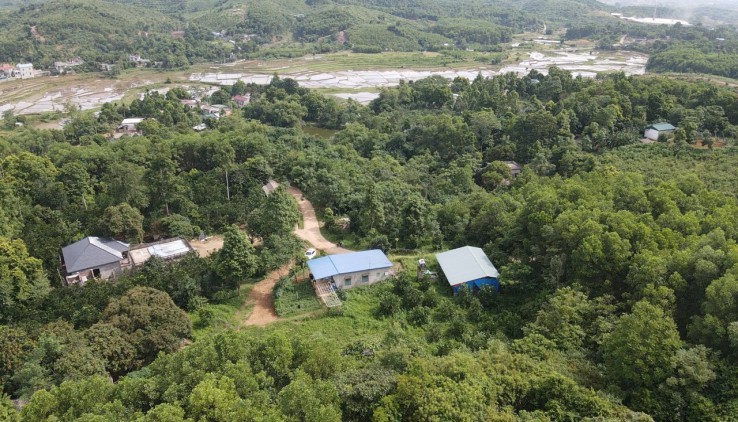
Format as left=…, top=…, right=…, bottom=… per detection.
left=436, top=246, right=500, bottom=294
left=645, top=123, right=676, bottom=141
left=307, top=250, right=393, bottom=290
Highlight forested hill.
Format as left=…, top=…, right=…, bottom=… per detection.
left=0, top=0, right=233, bottom=69
left=0, top=0, right=613, bottom=67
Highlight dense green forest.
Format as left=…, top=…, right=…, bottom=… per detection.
left=0, top=0, right=233, bottom=69
left=3, top=65, right=738, bottom=419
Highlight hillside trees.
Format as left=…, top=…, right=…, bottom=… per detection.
left=3, top=65, right=738, bottom=420
left=103, top=286, right=191, bottom=366
left=214, top=225, right=257, bottom=293
left=0, top=237, right=49, bottom=318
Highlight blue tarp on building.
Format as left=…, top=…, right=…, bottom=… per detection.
left=452, top=277, right=500, bottom=294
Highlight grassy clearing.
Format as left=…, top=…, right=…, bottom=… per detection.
left=274, top=275, right=322, bottom=317
left=302, top=124, right=338, bottom=139
left=321, top=228, right=365, bottom=251
left=248, top=279, right=396, bottom=346
left=189, top=281, right=254, bottom=339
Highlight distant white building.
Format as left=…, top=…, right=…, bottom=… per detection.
left=54, top=57, right=84, bottom=74
left=645, top=123, right=676, bottom=141
left=15, top=63, right=34, bottom=79
left=262, top=179, right=280, bottom=196
left=129, top=54, right=150, bottom=67
left=119, top=117, right=144, bottom=132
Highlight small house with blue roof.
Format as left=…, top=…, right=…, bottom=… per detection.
left=307, top=250, right=393, bottom=290
left=436, top=246, right=500, bottom=294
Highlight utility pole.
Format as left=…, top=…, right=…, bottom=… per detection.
left=225, top=167, right=231, bottom=201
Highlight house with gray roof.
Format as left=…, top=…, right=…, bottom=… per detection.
left=61, top=237, right=130, bottom=285
left=645, top=123, right=676, bottom=141
left=504, top=161, right=522, bottom=178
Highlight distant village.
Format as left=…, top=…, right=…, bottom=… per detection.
left=0, top=51, right=164, bottom=82
left=114, top=91, right=250, bottom=138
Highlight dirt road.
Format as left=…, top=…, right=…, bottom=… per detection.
left=289, top=186, right=351, bottom=255
left=243, top=187, right=351, bottom=326
left=243, top=261, right=292, bottom=326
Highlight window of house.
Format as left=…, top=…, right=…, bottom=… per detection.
left=361, top=274, right=369, bottom=283
left=344, top=277, right=352, bottom=286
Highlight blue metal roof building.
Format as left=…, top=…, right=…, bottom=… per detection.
left=307, top=250, right=393, bottom=289
left=436, top=246, right=500, bottom=294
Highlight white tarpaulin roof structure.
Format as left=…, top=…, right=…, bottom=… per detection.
left=435, top=246, right=499, bottom=286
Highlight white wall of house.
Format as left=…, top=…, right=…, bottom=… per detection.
left=333, top=267, right=392, bottom=290
left=645, top=128, right=675, bottom=141
left=16, top=64, right=34, bottom=79
left=645, top=128, right=660, bottom=140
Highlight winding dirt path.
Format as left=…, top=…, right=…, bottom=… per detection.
left=243, top=186, right=350, bottom=326
left=289, top=186, right=352, bottom=255
left=243, top=261, right=292, bottom=326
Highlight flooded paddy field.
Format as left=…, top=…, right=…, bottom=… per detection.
left=190, top=49, right=648, bottom=104
left=0, top=49, right=649, bottom=112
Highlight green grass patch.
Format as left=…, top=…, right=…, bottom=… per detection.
left=302, top=124, right=338, bottom=140
left=189, top=282, right=254, bottom=339
left=274, top=276, right=323, bottom=317
left=321, top=227, right=365, bottom=251
left=249, top=279, right=396, bottom=346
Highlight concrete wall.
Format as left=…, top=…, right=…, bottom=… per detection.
left=645, top=128, right=675, bottom=141
left=645, top=128, right=659, bottom=140
left=97, top=261, right=123, bottom=280
left=334, top=267, right=392, bottom=290
left=17, top=65, right=33, bottom=79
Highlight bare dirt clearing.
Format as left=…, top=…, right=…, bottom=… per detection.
left=189, top=235, right=224, bottom=258
left=243, top=261, right=292, bottom=326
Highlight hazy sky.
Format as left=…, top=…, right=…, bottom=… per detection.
left=600, top=0, right=738, bottom=6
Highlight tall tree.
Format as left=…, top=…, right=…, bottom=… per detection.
left=251, top=187, right=300, bottom=238
left=0, top=237, right=49, bottom=318
left=214, top=225, right=257, bottom=293
left=602, top=301, right=682, bottom=395
left=100, top=203, right=144, bottom=243
left=104, top=287, right=191, bottom=366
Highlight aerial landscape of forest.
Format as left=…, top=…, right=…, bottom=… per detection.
left=3, top=0, right=738, bottom=420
